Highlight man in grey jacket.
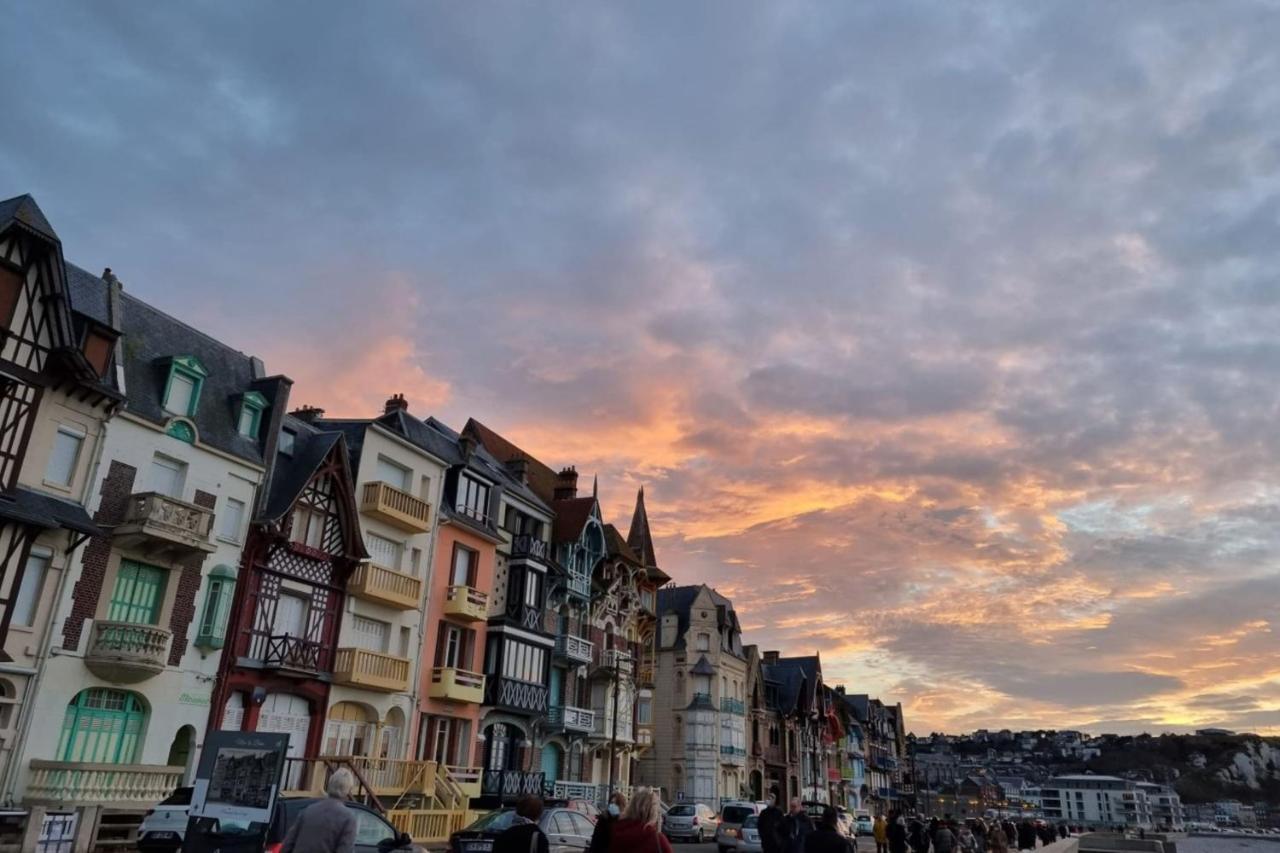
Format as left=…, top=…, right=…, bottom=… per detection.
left=283, top=766, right=358, bottom=853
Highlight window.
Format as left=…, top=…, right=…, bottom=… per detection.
left=456, top=475, right=489, bottom=522
left=376, top=456, right=412, bottom=491
left=351, top=616, right=390, bottom=653
left=162, top=355, right=208, bottom=416
left=44, top=426, right=84, bottom=487
left=0, top=266, right=21, bottom=327
left=194, top=565, right=235, bottom=650
left=696, top=633, right=710, bottom=652
left=149, top=454, right=187, bottom=499
left=236, top=391, right=267, bottom=439
left=499, top=639, right=545, bottom=683
left=291, top=505, right=325, bottom=549
left=278, top=428, right=296, bottom=456
left=219, top=497, right=246, bottom=542
left=523, top=569, right=542, bottom=608
left=436, top=623, right=473, bottom=669
left=59, top=688, right=146, bottom=764
left=11, top=548, right=51, bottom=628
left=108, top=561, right=167, bottom=625
left=450, top=545, right=476, bottom=587
left=365, top=532, right=403, bottom=569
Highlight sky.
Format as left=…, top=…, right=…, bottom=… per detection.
left=3, top=1, right=1279, bottom=737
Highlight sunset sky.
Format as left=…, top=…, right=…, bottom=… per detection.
left=4, top=2, right=1278, bottom=736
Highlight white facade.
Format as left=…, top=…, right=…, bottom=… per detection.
left=1136, top=783, right=1184, bottom=830
left=1040, top=775, right=1153, bottom=829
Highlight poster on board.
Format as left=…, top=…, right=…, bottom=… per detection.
left=188, top=730, right=288, bottom=825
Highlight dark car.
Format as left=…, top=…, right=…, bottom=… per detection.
left=449, top=806, right=597, bottom=853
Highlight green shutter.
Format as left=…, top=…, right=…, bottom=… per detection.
left=108, top=561, right=166, bottom=624
left=58, top=689, right=146, bottom=764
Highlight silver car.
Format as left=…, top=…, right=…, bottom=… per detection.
left=664, top=802, right=720, bottom=844
left=738, top=815, right=764, bottom=853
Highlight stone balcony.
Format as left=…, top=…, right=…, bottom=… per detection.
left=26, top=760, right=184, bottom=808
left=349, top=562, right=422, bottom=610
left=334, top=647, right=411, bottom=693
left=427, top=666, right=484, bottom=704
left=442, top=584, right=488, bottom=622
left=112, top=492, right=216, bottom=561
left=83, top=620, right=171, bottom=683
left=360, top=481, right=431, bottom=533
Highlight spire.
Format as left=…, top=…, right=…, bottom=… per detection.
left=627, top=485, right=658, bottom=569
left=592, top=475, right=598, bottom=499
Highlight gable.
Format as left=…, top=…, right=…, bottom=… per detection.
left=0, top=225, right=75, bottom=375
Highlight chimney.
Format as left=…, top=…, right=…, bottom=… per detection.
left=291, top=405, right=325, bottom=424
left=458, top=434, right=476, bottom=461
left=249, top=356, right=266, bottom=379
left=384, top=393, right=409, bottom=415
left=102, top=268, right=127, bottom=395
left=554, top=466, right=578, bottom=500
left=505, top=457, right=530, bottom=484
left=763, top=650, right=780, bottom=665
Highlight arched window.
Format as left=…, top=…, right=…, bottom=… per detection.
left=59, top=688, right=146, bottom=764
left=324, top=702, right=376, bottom=756
left=0, top=679, right=16, bottom=731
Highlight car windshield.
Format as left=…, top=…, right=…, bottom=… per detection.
left=669, top=805, right=696, bottom=816
left=744, top=816, right=759, bottom=828
left=723, top=807, right=754, bottom=823
left=465, top=809, right=516, bottom=832
left=160, top=787, right=193, bottom=806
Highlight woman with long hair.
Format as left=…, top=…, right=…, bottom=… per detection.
left=609, top=787, right=674, bottom=853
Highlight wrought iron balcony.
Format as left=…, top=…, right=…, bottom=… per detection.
left=334, top=647, right=411, bottom=693
left=349, top=562, right=423, bottom=610
left=427, top=666, right=485, bottom=704
left=26, top=760, right=185, bottom=808
left=481, top=769, right=545, bottom=802
left=720, top=745, right=747, bottom=759
left=564, top=570, right=591, bottom=599
left=484, top=675, right=548, bottom=715
left=720, top=697, right=746, bottom=715
left=443, top=584, right=488, bottom=622
left=554, top=633, right=593, bottom=666
left=361, top=481, right=432, bottom=532
left=599, top=648, right=633, bottom=673
left=547, top=704, right=595, bottom=734
left=113, top=492, right=216, bottom=559
left=83, top=620, right=171, bottom=684
left=263, top=634, right=325, bottom=675
left=509, top=533, right=549, bottom=563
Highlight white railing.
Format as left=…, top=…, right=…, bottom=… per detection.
left=26, top=760, right=184, bottom=807
left=555, top=634, right=593, bottom=664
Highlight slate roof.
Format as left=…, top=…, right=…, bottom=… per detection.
left=552, top=495, right=596, bottom=544
left=764, top=662, right=806, bottom=713
left=64, top=264, right=113, bottom=329
left=603, top=523, right=639, bottom=563
left=259, top=414, right=343, bottom=523
left=690, top=654, right=716, bottom=676
left=463, top=418, right=562, bottom=505
left=0, top=194, right=57, bottom=242
left=626, top=486, right=659, bottom=568
left=657, top=583, right=741, bottom=651
left=0, top=487, right=102, bottom=537
left=687, top=692, right=716, bottom=712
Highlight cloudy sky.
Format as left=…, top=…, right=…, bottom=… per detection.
left=5, top=1, right=1279, bottom=735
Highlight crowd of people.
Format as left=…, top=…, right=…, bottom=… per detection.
left=872, top=812, right=1071, bottom=853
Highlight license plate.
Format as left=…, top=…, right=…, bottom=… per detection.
left=147, top=831, right=179, bottom=840
left=465, top=842, right=493, bottom=853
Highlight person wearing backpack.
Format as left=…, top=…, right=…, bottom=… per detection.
left=493, top=795, right=549, bottom=853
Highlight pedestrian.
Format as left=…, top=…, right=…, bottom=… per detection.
left=972, top=819, right=987, bottom=853
left=1037, top=823, right=1055, bottom=847
left=1016, top=821, right=1036, bottom=852
left=588, top=790, right=627, bottom=853
left=909, top=818, right=932, bottom=853
left=282, top=767, right=357, bottom=853
left=888, top=811, right=909, bottom=853
left=933, top=819, right=956, bottom=853
left=987, top=822, right=1009, bottom=853
left=785, top=798, right=816, bottom=853
left=494, top=795, right=550, bottom=853
left=608, top=787, right=674, bottom=853
left=958, top=823, right=978, bottom=853
left=874, top=813, right=890, bottom=853
left=760, top=796, right=788, bottom=853
left=1057, top=824, right=1067, bottom=841
left=1001, top=820, right=1017, bottom=850
left=807, top=807, right=855, bottom=853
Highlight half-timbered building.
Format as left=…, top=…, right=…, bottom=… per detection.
left=0, top=196, right=123, bottom=796
left=210, top=412, right=367, bottom=779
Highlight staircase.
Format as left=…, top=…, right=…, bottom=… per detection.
left=302, top=756, right=471, bottom=845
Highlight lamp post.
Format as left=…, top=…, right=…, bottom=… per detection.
left=606, top=652, right=621, bottom=800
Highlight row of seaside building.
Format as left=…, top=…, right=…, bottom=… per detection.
left=0, top=194, right=910, bottom=841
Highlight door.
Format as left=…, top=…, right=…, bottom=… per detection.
left=59, top=689, right=145, bottom=764
left=541, top=743, right=561, bottom=786
left=257, top=693, right=311, bottom=788
left=108, top=561, right=166, bottom=624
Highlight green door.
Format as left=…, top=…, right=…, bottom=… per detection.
left=108, top=561, right=166, bottom=624
left=59, top=689, right=146, bottom=763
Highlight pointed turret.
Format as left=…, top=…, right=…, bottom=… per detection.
left=0, top=194, right=58, bottom=242
left=627, top=485, right=659, bottom=570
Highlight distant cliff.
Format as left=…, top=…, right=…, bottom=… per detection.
left=1083, top=733, right=1280, bottom=804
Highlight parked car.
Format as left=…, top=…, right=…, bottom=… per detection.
left=716, top=801, right=769, bottom=852
left=265, top=797, right=422, bottom=853
left=449, top=805, right=597, bottom=853
left=855, top=814, right=874, bottom=836
left=738, top=814, right=764, bottom=853
left=137, top=786, right=193, bottom=853
left=664, top=802, right=721, bottom=844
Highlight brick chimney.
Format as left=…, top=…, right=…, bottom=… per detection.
left=554, top=466, right=578, bottom=500
left=291, top=405, right=325, bottom=424
left=506, top=457, right=530, bottom=484
left=763, top=650, right=780, bottom=665
left=384, top=393, right=409, bottom=415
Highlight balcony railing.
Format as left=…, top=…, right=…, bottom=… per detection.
left=349, top=562, right=423, bottom=610
left=322, top=756, right=438, bottom=796
left=427, top=666, right=485, bottom=704
left=484, top=675, right=549, bottom=715
left=592, top=712, right=633, bottom=741
left=83, top=620, right=171, bottom=684
left=113, top=492, right=216, bottom=559
left=565, top=570, right=591, bottom=599
left=443, top=585, right=488, bottom=622
left=720, top=745, right=747, bottom=758
left=26, top=760, right=184, bottom=808
left=334, top=648, right=411, bottom=693
left=721, top=697, right=746, bottom=715
left=263, top=634, right=324, bottom=674
left=510, top=534, right=549, bottom=562
left=600, top=648, right=632, bottom=673
left=386, top=808, right=468, bottom=845
left=554, top=634, right=593, bottom=665
left=548, top=704, right=595, bottom=734
left=361, top=481, right=432, bottom=532
left=481, top=769, right=545, bottom=802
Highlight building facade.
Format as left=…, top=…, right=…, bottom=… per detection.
left=1040, top=775, right=1153, bottom=829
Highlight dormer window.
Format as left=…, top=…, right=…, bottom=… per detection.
left=456, top=474, right=489, bottom=522
left=236, top=391, right=268, bottom=439
left=279, top=428, right=296, bottom=456
left=163, top=355, right=208, bottom=417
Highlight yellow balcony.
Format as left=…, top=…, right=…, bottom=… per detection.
left=361, top=481, right=431, bottom=533
left=387, top=808, right=468, bottom=845
left=333, top=648, right=411, bottom=693
left=427, top=666, right=484, bottom=704
left=327, top=756, right=438, bottom=797
left=350, top=562, right=422, bottom=610
left=442, top=585, right=488, bottom=622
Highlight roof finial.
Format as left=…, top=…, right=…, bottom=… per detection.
left=592, top=474, right=598, bottom=499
